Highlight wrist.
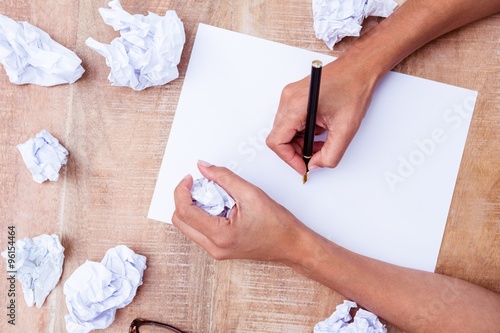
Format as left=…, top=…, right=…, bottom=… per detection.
left=338, top=36, right=390, bottom=84
left=337, top=3, right=431, bottom=81
left=285, top=226, right=339, bottom=278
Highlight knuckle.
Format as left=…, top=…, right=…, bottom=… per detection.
left=236, top=187, right=257, bottom=204
left=171, top=213, right=179, bottom=225
left=174, top=206, right=189, bottom=221
left=323, top=158, right=340, bottom=168
left=248, top=186, right=263, bottom=200
left=280, top=85, right=305, bottom=111
left=281, top=83, right=295, bottom=99
left=265, top=133, right=275, bottom=149
left=211, top=166, right=231, bottom=184
left=210, top=248, right=228, bottom=261
left=321, top=150, right=342, bottom=168
left=212, top=236, right=232, bottom=249
left=218, top=171, right=231, bottom=187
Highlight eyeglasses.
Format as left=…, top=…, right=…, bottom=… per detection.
left=129, top=318, right=186, bottom=333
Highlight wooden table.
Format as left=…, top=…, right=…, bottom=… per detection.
left=0, top=1, right=498, bottom=332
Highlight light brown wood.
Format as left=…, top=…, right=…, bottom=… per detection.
left=0, top=1, right=498, bottom=332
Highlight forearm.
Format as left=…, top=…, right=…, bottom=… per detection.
left=340, top=0, right=500, bottom=81
left=288, top=230, right=500, bottom=332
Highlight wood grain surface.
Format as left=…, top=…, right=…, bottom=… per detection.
left=0, top=1, right=498, bottom=332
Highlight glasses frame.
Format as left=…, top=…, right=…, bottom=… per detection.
left=129, top=318, right=186, bottom=333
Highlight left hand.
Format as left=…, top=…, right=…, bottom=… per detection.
left=171, top=161, right=308, bottom=263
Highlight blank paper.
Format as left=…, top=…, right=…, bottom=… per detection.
left=149, top=24, right=476, bottom=272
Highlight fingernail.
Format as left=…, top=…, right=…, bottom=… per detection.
left=309, top=165, right=319, bottom=171
left=182, top=174, right=192, bottom=181
left=197, top=160, right=213, bottom=167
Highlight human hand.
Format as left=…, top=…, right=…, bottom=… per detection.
left=266, top=55, right=380, bottom=174
left=171, top=161, right=309, bottom=263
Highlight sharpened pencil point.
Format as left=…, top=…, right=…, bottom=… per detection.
left=302, top=172, right=308, bottom=184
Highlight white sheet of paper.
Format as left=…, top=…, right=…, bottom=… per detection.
left=148, top=24, right=476, bottom=272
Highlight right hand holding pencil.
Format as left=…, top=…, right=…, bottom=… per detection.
left=266, top=56, right=378, bottom=174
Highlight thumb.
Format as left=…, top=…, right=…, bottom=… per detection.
left=179, top=173, right=194, bottom=189
left=173, top=174, right=194, bottom=209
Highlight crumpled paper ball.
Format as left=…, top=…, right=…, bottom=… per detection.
left=0, top=14, right=84, bottom=86
left=85, top=0, right=185, bottom=91
left=191, top=177, right=236, bottom=218
left=16, top=130, right=69, bottom=184
left=312, top=0, right=397, bottom=49
left=1, top=234, right=65, bottom=308
left=314, top=300, right=387, bottom=333
left=64, top=245, right=147, bottom=333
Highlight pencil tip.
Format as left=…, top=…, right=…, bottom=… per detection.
left=302, top=172, right=308, bottom=184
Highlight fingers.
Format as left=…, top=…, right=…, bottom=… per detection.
left=266, top=81, right=310, bottom=175
left=309, top=119, right=359, bottom=169
left=266, top=124, right=307, bottom=174
left=267, top=117, right=357, bottom=172
left=172, top=173, right=225, bottom=238
left=171, top=213, right=216, bottom=253
left=172, top=172, right=240, bottom=260
left=196, top=161, right=257, bottom=199
left=172, top=163, right=307, bottom=263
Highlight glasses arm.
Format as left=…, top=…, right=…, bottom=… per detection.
left=130, top=318, right=186, bottom=333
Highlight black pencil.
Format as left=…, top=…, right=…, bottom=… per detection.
left=302, top=60, right=323, bottom=184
